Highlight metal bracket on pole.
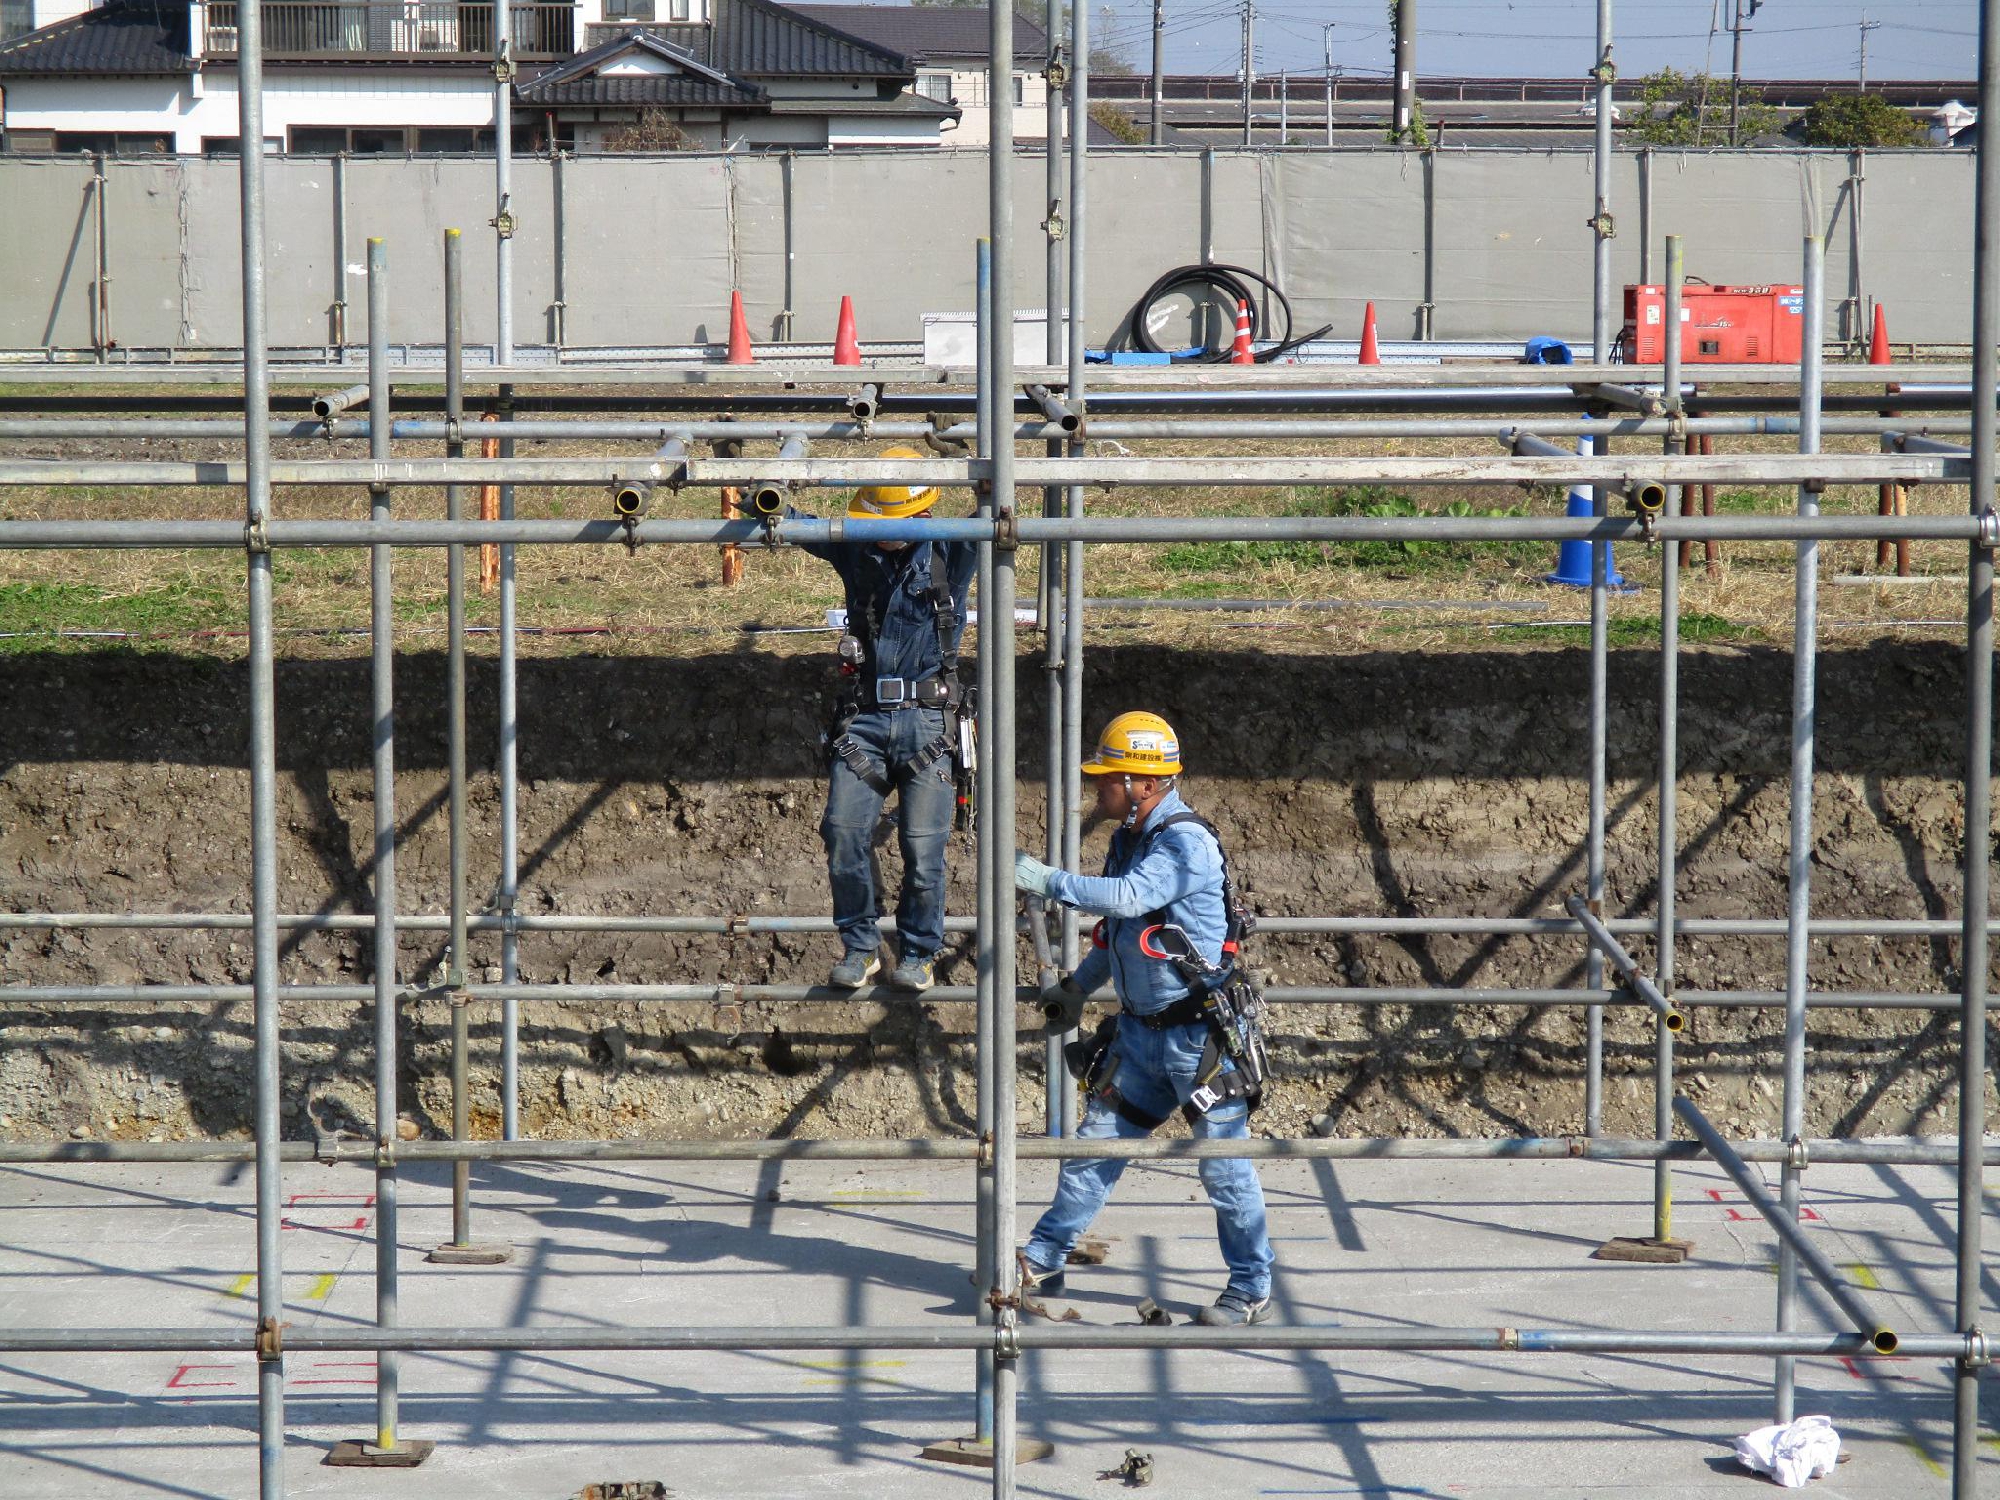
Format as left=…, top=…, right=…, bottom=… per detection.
left=374, top=1135, right=397, bottom=1170
left=490, top=210, right=516, bottom=240
left=244, top=518, right=270, bottom=555
left=443, top=416, right=463, bottom=447
left=1046, top=51, right=1068, bottom=88
left=994, top=1318, right=1022, bottom=1359
left=1965, top=1328, right=1992, bottom=1368
left=1042, top=209, right=1067, bottom=242
left=1979, top=508, right=1999, bottom=550
left=257, top=1315, right=284, bottom=1362
left=995, top=506, right=1019, bottom=552
left=978, top=1129, right=995, bottom=1168
left=1587, top=211, right=1617, bottom=239
left=1787, top=1134, right=1810, bottom=1172
left=1590, top=59, right=1617, bottom=86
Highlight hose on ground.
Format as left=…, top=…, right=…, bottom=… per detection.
left=1127, top=262, right=1333, bottom=363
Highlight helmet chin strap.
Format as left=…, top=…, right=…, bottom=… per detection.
left=1121, top=773, right=1177, bottom=828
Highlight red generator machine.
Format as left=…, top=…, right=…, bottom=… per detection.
left=1617, top=282, right=1806, bottom=364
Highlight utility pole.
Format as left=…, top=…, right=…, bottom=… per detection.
left=1393, top=0, right=1416, bottom=143
left=1730, top=0, right=1763, bottom=147
left=1859, top=14, right=1880, bottom=91
left=1279, top=69, right=1288, bottom=141
left=1240, top=2, right=1254, bottom=147
left=1149, top=0, right=1165, bottom=144
left=1324, top=22, right=1335, bottom=147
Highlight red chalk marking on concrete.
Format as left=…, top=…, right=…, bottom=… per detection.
left=1704, top=1187, right=1819, bottom=1222
left=294, top=1359, right=377, bottom=1387
left=281, top=1190, right=375, bottom=1232
left=167, top=1363, right=238, bottom=1390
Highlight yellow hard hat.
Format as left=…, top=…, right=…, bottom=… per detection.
left=848, top=444, right=938, bottom=520
left=1080, top=711, right=1183, bottom=776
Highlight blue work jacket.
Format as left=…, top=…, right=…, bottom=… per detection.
left=790, top=512, right=977, bottom=688
left=1045, top=787, right=1229, bottom=1015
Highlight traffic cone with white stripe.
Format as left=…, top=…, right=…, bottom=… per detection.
left=1230, top=299, right=1255, bottom=364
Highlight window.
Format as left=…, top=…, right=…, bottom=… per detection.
left=667, top=0, right=690, bottom=18
left=415, top=128, right=478, bottom=153
left=53, top=131, right=169, bottom=154
left=916, top=71, right=951, bottom=102
left=5, top=129, right=57, bottom=154
left=288, top=126, right=349, bottom=154
left=0, top=0, right=30, bottom=44
left=202, top=136, right=242, bottom=157
left=349, top=127, right=410, bottom=154
left=603, top=0, right=654, bottom=19
left=1012, top=74, right=1025, bottom=106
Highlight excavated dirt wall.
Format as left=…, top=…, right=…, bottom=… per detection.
left=2, top=639, right=1995, bottom=1146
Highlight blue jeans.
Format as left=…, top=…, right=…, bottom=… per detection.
left=1024, top=1017, right=1274, bottom=1301
left=821, top=706, right=955, bottom=961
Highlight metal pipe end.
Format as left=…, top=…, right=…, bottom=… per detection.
left=1664, top=1009, right=1686, bottom=1034
left=1871, top=1328, right=1900, bottom=1355
left=1631, top=481, right=1668, bottom=516
left=612, top=483, right=650, bottom=519
left=747, top=485, right=786, bottom=517
left=1056, top=412, right=1081, bottom=437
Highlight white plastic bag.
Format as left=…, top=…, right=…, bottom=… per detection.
left=1733, top=1414, right=1841, bottom=1488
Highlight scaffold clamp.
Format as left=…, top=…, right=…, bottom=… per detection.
left=1965, top=1328, right=1992, bottom=1368
left=1787, top=1134, right=1810, bottom=1171
left=1587, top=211, right=1617, bottom=239
left=375, top=1135, right=397, bottom=1169
left=1978, top=508, right=1999, bottom=550
left=995, top=506, right=1019, bottom=552
left=245, top=518, right=271, bottom=555
left=257, top=1315, right=284, bottom=1361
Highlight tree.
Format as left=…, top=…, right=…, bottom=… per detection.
left=601, top=110, right=698, bottom=152
left=1623, top=66, right=1788, bottom=147
left=1797, top=94, right=1928, bottom=149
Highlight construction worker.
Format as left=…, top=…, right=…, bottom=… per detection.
left=789, top=446, right=977, bottom=993
left=1012, top=712, right=1275, bottom=1326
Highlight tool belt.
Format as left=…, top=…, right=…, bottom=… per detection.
left=1121, top=995, right=1207, bottom=1031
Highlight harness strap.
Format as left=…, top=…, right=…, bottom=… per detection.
left=831, top=732, right=891, bottom=796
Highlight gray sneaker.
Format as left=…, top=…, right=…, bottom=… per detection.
left=889, top=955, right=936, bottom=992
left=1193, top=1291, right=1273, bottom=1327
left=828, top=951, right=880, bottom=989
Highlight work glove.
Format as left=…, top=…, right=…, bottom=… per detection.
left=1013, top=850, right=1057, bottom=898
left=1040, top=974, right=1087, bottom=1037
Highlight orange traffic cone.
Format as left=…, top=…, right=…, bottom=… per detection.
left=726, top=290, right=755, bottom=365
left=1869, top=302, right=1891, bottom=366
left=1359, top=301, right=1381, bottom=365
left=833, top=296, right=861, bottom=365
left=1230, top=299, right=1255, bottom=364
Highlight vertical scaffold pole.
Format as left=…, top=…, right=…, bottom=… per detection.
left=1775, top=234, right=1826, bottom=1425
left=1953, top=4, right=1998, bottom=1491
left=1584, top=0, right=1615, bottom=1138
left=1059, top=0, right=1089, bottom=1138
left=366, top=239, right=408, bottom=1458
left=235, top=7, right=287, bottom=1491
left=1654, top=236, right=1684, bottom=1246
left=1042, top=12, right=1068, bottom=1136
left=988, top=0, right=1021, bottom=1486
left=429, top=231, right=508, bottom=1271
left=972, top=238, right=998, bottom=1451
left=498, top=385, right=520, bottom=1141
left=494, top=0, right=513, bottom=366
left=331, top=154, right=349, bottom=353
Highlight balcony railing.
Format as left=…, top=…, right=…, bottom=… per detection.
left=203, top=1, right=575, bottom=60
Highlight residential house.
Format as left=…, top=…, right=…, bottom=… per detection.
left=790, top=4, right=1049, bottom=146
left=0, top=0, right=954, bottom=153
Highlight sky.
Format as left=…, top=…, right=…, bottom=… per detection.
left=1048, top=2, right=1981, bottom=83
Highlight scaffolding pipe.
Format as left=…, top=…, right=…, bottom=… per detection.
left=0, top=452, right=1960, bottom=490
left=972, top=234, right=997, bottom=1449
left=0, top=981, right=1980, bottom=1011
left=498, top=378, right=520, bottom=1142
left=0, top=1134, right=1992, bottom=1168
left=1563, top=897, right=1685, bottom=1031
left=1954, top=7, right=1999, bottom=1492
left=1, top=515, right=1986, bottom=553
left=444, top=227, right=472, bottom=1253
left=312, top=385, right=369, bottom=420
left=1674, top=1097, right=1898, bottom=1353
left=748, top=433, right=811, bottom=516
left=0, top=1323, right=1968, bottom=1359
left=1775, top=234, right=1827, bottom=1424
left=611, top=439, right=690, bottom=520
left=364, top=238, right=406, bottom=1458
left=1509, top=429, right=1667, bottom=516
left=1059, top=0, right=1088, bottom=1140
left=1024, top=383, right=1079, bottom=435
left=231, top=7, right=287, bottom=1490
left=1656, top=235, right=1685, bottom=1246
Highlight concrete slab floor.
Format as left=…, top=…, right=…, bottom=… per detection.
left=0, top=1152, right=1995, bottom=1499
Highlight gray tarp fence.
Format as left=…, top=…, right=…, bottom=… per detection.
left=0, top=146, right=1972, bottom=355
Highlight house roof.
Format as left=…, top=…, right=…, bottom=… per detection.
left=789, top=5, right=1047, bottom=64
left=633, top=0, right=912, bottom=80
left=0, top=2, right=195, bottom=77
left=764, top=90, right=956, bottom=118
left=518, top=30, right=765, bottom=107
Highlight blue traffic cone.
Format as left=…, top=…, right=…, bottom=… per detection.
left=1545, top=438, right=1635, bottom=590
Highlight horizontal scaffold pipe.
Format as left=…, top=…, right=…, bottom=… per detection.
left=0, top=1324, right=1972, bottom=1359
left=0, top=515, right=1984, bottom=552
left=0, top=416, right=1975, bottom=444
left=0, top=1135, right=1989, bottom=1168
left=0, top=453, right=1967, bottom=490
left=0, top=983, right=1968, bottom=1010
left=0, top=912, right=1989, bottom=940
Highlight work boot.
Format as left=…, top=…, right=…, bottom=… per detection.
left=889, top=955, right=935, bottom=992
left=1016, top=1251, right=1066, bottom=1298
left=828, top=950, right=880, bottom=989
left=1193, top=1290, right=1273, bottom=1327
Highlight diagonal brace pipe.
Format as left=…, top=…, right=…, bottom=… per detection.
left=1673, top=1095, right=1899, bottom=1354
left=1565, top=895, right=1685, bottom=1032
left=1511, top=430, right=1668, bottom=516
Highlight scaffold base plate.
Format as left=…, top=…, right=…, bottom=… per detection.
left=1593, top=1236, right=1693, bottom=1264
left=918, top=1436, right=1055, bottom=1467
left=426, top=1242, right=513, bottom=1265
left=324, top=1439, right=435, bottom=1467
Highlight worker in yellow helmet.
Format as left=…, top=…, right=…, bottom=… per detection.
left=785, top=446, right=976, bottom=994
left=1013, top=712, right=1275, bottom=1326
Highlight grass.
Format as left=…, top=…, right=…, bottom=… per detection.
left=1158, top=486, right=1538, bottom=576
left=1529, top=610, right=1759, bottom=649
left=0, top=576, right=238, bottom=650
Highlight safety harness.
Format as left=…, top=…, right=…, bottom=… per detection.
left=1072, top=812, right=1268, bottom=1130
left=823, top=541, right=976, bottom=828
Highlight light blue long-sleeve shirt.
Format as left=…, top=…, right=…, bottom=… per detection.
left=1044, top=787, right=1229, bottom=1015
